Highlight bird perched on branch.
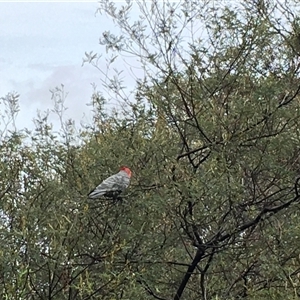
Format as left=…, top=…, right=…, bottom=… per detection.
left=88, top=166, right=132, bottom=200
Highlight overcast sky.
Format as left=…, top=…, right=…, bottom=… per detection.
left=1, top=2, right=137, bottom=132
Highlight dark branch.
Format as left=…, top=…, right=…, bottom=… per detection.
left=173, top=248, right=205, bottom=300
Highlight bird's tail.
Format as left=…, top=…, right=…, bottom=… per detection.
left=87, top=189, right=106, bottom=199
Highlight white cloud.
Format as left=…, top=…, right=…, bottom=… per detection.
left=0, top=2, right=115, bottom=130
left=0, top=2, right=146, bottom=134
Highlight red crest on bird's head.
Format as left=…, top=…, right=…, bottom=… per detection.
left=120, top=166, right=132, bottom=177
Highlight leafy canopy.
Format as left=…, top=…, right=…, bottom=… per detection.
left=2, top=1, right=300, bottom=299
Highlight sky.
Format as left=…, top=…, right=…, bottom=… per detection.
left=0, top=2, right=136, bottom=132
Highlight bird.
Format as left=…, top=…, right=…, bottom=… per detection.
left=88, top=166, right=132, bottom=200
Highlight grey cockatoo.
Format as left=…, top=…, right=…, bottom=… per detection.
left=88, top=166, right=132, bottom=200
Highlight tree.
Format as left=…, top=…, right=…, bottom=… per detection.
left=89, top=1, right=300, bottom=299
left=2, top=0, right=300, bottom=299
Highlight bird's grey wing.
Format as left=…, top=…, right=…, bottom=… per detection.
left=88, top=174, right=123, bottom=198
left=99, top=174, right=123, bottom=190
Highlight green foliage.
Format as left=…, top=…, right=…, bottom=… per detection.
left=3, top=0, right=300, bottom=299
